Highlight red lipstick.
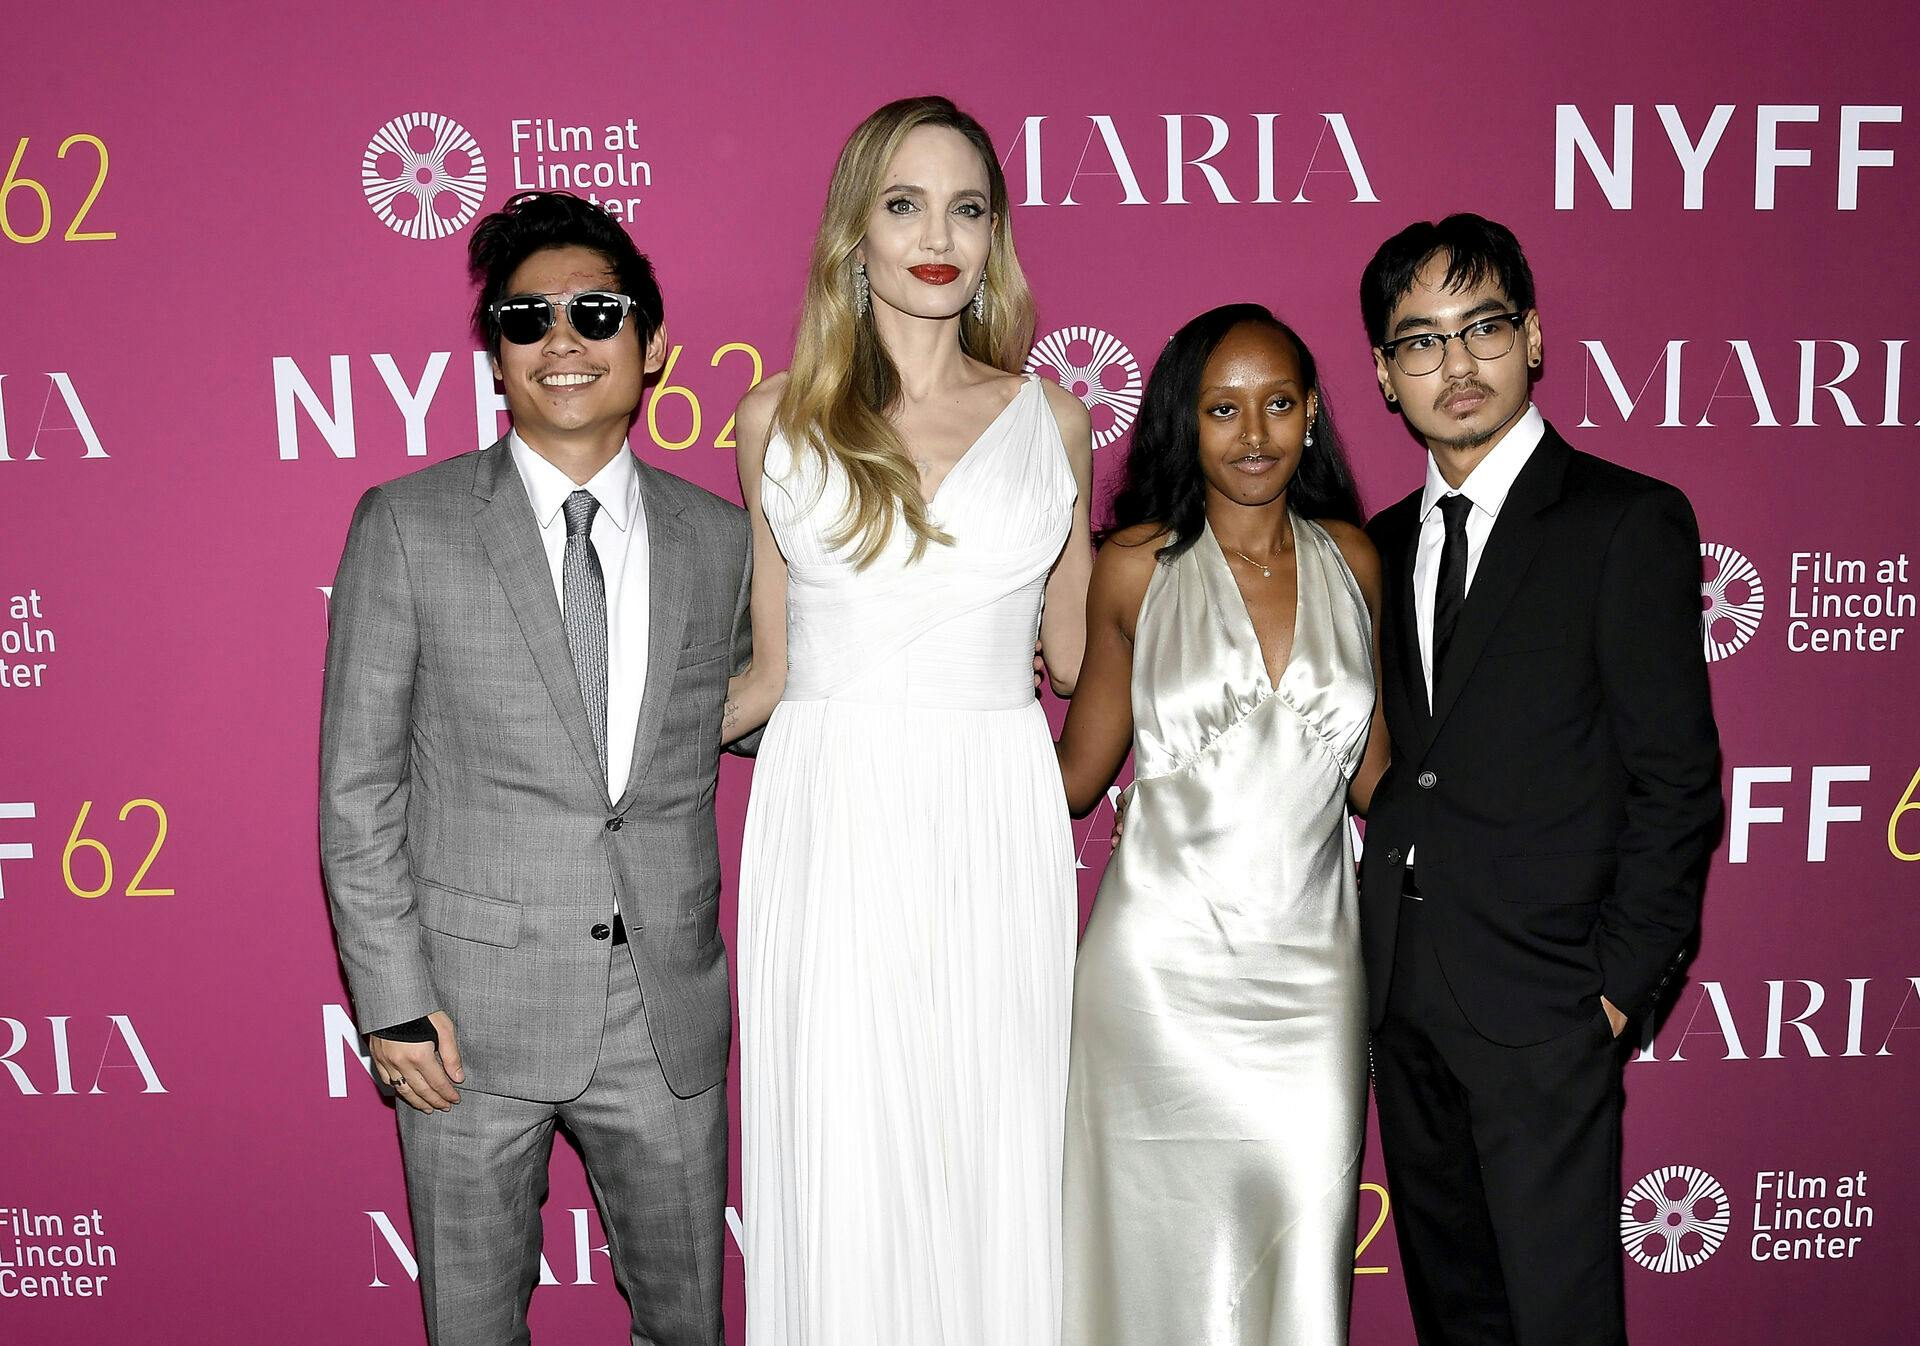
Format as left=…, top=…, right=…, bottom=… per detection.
left=908, top=264, right=961, bottom=285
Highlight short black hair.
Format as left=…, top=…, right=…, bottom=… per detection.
left=468, top=191, right=663, bottom=359
left=1359, top=213, right=1536, bottom=347
left=1103, top=303, right=1363, bottom=560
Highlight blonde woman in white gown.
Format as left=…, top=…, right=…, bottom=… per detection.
left=725, top=96, right=1094, bottom=1345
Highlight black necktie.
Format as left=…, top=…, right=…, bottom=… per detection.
left=1431, top=493, right=1472, bottom=695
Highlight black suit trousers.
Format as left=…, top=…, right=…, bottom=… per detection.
left=1374, top=895, right=1628, bottom=1346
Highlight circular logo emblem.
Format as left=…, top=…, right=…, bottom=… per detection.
left=1620, top=1165, right=1731, bottom=1273
left=1700, top=542, right=1764, bottom=662
left=362, top=113, right=488, bottom=240
left=1026, top=326, right=1143, bottom=450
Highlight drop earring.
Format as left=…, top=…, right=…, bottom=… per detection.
left=1304, top=429, right=1315, bottom=448
left=972, top=277, right=986, bottom=322
left=853, top=261, right=870, bottom=316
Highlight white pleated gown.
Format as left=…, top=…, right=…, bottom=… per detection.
left=741, top=376, right=1077, bottom=1346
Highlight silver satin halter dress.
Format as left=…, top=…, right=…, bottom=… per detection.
left=1062, top=515, right=1374, bottom=1346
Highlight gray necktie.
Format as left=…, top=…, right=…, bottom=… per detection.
left=561, top=489, right=609, bottom=779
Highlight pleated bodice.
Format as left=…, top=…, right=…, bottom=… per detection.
left=760, top=375, right=1073, bottom=711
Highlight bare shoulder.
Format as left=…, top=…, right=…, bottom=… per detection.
left=1035, top=377, right=1093, bottom=440
left=1315, top=517, right=1383, bottom=597
left=733, top=371, right=789, bottom=471
left=1095, top=524, right=1166, bottom=591
left=1105, top=520, right=1172, bottom=552
left=736, top=371, right=787, bottom=435
left=1088, top=525, right=1168, bottom=636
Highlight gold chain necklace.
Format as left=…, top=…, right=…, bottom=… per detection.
left=1226, top=546, right=1273, bottom=579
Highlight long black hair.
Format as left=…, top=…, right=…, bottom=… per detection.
left=1102, top=304, right=1363, bottom=560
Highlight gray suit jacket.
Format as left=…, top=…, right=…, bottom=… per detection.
left=320, top=436, right=752, bottom=1101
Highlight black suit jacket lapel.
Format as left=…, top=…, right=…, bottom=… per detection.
left=1393, top=511, right=1431, bottom=732
left=471, top=438, right=609, bottom=791
left=1426, top=429, right=1572, bottom=742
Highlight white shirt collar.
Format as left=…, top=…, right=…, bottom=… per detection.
left=508, top=431, right=638, bottom=531
left=1419, top=403, right=1546, bottom=522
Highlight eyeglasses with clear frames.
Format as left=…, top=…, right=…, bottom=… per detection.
left=1377, top=312, right=1528, bottom=377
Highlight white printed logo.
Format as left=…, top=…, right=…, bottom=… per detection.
left=1026, top=326, right=1143, bottom=450
left=1621, top=1165, right=1731, bottom=1272
left=362, top=114, right=488, bottom=240
left=1701, top=542, right=1764, bottom=662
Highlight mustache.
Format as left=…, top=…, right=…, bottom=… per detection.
left=1433, top=379, right=1495, bottom=410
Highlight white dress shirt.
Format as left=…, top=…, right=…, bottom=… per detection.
left=509, top=433, right=649, bottom=804
left=1412, top=404, right=1546, bottom=706
left=1405, top=405, right=1543, bottom=877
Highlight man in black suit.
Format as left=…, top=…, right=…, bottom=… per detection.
left=1357, top=214, right=1721, bottom=1346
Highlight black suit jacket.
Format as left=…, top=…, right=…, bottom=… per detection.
left=1359, top=424, right=1721, bottom=1045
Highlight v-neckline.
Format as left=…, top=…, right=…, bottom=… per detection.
left=912, top=375, right=1032, bottom=509
left=1204, top=517, right=1303, bottom=694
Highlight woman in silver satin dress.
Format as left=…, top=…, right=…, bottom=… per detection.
left=1056, top=305, right=1389, bottom=1346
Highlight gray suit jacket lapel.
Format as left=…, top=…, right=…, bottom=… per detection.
left=470, top=438, right=608, bottom=790
left=614, top=460, right=693, bottom=813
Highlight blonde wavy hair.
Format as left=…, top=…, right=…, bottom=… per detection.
left=776, top=95, right=1037, bottom=567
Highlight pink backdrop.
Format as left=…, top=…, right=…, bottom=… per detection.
left=5, top=1, right=1917, bottom=1340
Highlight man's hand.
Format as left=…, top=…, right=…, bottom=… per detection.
left=1601, top=996, right=1628, bottom=1040
left=370, top=1010, right=464, bottom=1112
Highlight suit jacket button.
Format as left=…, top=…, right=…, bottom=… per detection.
left=605, top=817, right=623, bottom=831
left=590, top=922, right=611, bottom=941
left=1386, top=848, right=1404, bottom=864
left=1417, top=770, right=1438, bottom=790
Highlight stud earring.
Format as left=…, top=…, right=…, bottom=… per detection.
left=972, top=277, right=986, bottom=322
left=853, top=261, right=869, bottom=316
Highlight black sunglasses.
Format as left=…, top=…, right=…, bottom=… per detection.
left=488, top=290, right=640, bottom=345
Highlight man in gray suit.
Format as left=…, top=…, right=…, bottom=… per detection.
left=321, top=190, right=751, bottom=1345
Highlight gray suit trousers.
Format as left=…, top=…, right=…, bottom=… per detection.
left=397, top=952, right=725, bottom=1346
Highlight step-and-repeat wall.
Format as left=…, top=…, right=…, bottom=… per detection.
left=6, top=2, right=1915, bottom=1341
